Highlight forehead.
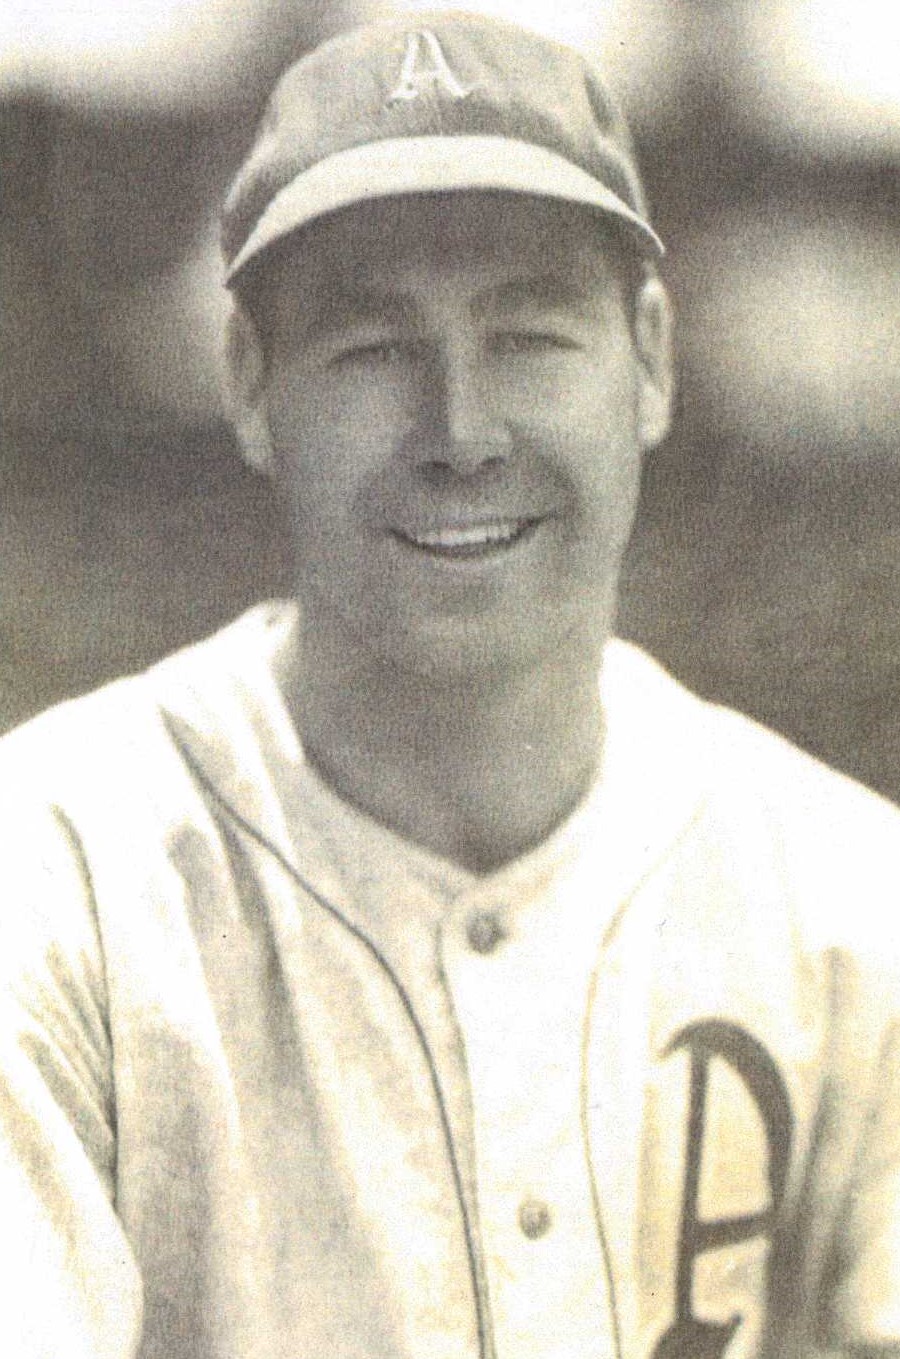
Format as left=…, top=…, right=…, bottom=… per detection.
left=245, top=191, right=629, bottom=321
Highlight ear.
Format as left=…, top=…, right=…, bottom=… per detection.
left=633, top=274, right=674, bottom=450
left=224, top=300, right=274, bottom=474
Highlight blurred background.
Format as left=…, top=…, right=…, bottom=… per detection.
left=2, top=0, right=900, bottom=797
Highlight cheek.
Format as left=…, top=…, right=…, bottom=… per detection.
left=560, top=444, right=642, bottom=559
left=266, top=367, right=417, bottom=506
left=525, top=366, right=642, bottom=514
left=268, top=360, right=416, bottom=439
left=503, top=340, right=639, bottom=428
left=266, top=387, right=380, bottom=518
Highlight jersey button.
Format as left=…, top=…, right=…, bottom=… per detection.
left=465, top=909, right=506, bottom=954
left=518, top=1198, right=552, bottom=1240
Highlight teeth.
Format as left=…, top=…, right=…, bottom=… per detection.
left=409, top=521, right=526, bottom=548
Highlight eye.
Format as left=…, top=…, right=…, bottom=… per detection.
left=333, top=339, right=409, bottom=367
left=490, top=331, right=579, bottom=357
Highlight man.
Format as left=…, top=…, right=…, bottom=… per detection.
left=2, top=11, right=900, bottom=1359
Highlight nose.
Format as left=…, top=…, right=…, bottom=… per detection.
left=426, top=339, right=512, bottom=474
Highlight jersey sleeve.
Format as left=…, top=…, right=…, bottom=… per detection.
left=0, top=793, right=143, bottom=1358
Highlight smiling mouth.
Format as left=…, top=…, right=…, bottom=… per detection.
left=392, top=518, right=542, bottom=559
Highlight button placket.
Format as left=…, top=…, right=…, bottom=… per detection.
left=437, top=871, right=617, bottom=1358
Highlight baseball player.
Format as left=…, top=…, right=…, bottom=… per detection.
left=2, top=12, right=900, bottom=1359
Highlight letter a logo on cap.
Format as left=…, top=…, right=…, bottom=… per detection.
left=389, top=30, right=471, bottom=103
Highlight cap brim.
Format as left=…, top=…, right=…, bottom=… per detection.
left=226, top=134, right=663, bottom=283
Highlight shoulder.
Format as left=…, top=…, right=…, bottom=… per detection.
left=605, top=637, right=900, bottom=836
left=0, top=602, right=293, bottom=994
left=605, top=640, right=900, bottom=956
left=0, top=602, right=292, bottom=804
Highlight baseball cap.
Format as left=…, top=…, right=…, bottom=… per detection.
left=222, top=10, right=663, bottom=286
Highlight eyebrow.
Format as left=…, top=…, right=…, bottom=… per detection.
left=298, top=271, right=597, bottom=342
left=478, top=274, right=596, bottom=316
left=300, top=286, right=412, bottom=342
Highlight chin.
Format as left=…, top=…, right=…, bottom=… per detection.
left=370, top=607, right=608, bottom=688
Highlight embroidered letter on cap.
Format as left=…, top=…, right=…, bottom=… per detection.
left=389, top=30, right=471, bottom=103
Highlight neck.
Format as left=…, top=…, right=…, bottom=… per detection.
left=280, top=619, right=607, bottom=873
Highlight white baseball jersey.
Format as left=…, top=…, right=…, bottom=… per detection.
left=2, top=602, right=900, bottom=1359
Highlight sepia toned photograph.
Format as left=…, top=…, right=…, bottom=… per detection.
left=2, top=2, right=900, bottom=1356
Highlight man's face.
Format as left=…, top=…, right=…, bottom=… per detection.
left=249, top=191, right=669, bottom=681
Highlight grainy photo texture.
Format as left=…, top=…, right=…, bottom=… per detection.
left=2, top=4, right=900, bottom=1358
